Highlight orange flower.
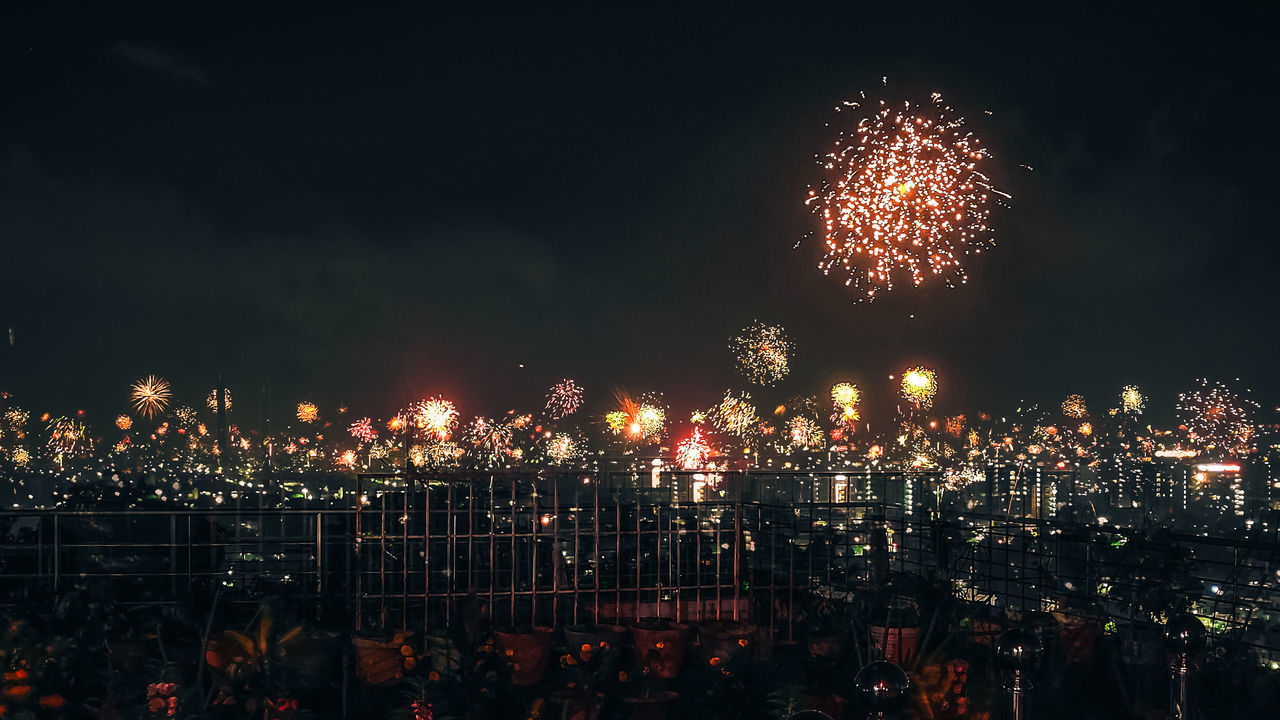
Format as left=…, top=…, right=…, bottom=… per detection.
left=737, top=638, right=749, bottom=647
left=38, top=695, right=65, bottom=710
left=709, top=657, right=722, bottom=667
left=428, top=671, right=441, bottom=682
left=1, top=686, right=31, bottom=700
left=618, top=671, right=628, bottom=682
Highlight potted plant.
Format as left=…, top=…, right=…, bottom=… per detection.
left=203, top=606, right=306, bottom=718
left=493, top=626, right=555, bottom=687
left=630, top=620, right=687, bottom=680
left=550, top=636, right=622, bottom=720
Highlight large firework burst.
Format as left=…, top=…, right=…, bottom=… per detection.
left=349, top=417, right=377, bottom=443
left=115, top=414, right=133, bottom=431
left=467, top=416, right=515, bottom=463
left=130, top=375, right=172, bottom=419
left=787, top=415, right=825, bottom=451
left=297, top=402, right=319, bottom=423
left=806, top=92, right=1001, bottom=300
left=1121, top=385, right=1145, bottom=415
left=676, top=428, right=714, bottom=470
left=545, top=379, right=584, bottom=420
left=730, top=322, right=794, bottom=386
left=1061, top=394, right=1088, bottom=419
left=415, top=397, right=459, bottom=440
left=1176, top=379, right=1259, bottom=456
left=604, top=393, right=666, bottom=444
left=900, top=367, right=938, bottom=408
left=546, top=433, right=582, bottom=464
left=711, top=391, right=759, bottom=438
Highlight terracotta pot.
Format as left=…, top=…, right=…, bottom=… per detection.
left=868, top=625, right=919, bottom=666
left=494, top=627, right=554, bottom=686
left=352, top=632, right=415, bottom=688
left=564, top=624, right=627, bottom=654
left=631, top=626, right=686, bottom=679
left=697, top=621, right=756, bottom=661
left=806, top=634, right=846, bottom=659
left=623, top=690, right=679, bottom=720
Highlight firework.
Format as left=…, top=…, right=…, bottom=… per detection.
left=806, top=92, right=1000, bottom=300
left=1176, top=379, right=1259, bottom=456
left=787, top=415, right=825, bottom=451
left=1061, top=394, right=1087, bottom=419
left=387, top=414, right=407, bottom=433
left=130, top=375, right=172, bottom=419
left=206, top=389, right=232, bottom=412
left=942, top=466, right=984, bottom=491
left=711, top=391, right=759, bottom=438
left=830, top=382, right=860, bottom=410
left=545, top=380, right=584, bottom=420
left=115, top=414, right=133, bottom=431
left=414, top=397, right=459, bottom=440
left=731, top=322, right=793, bottom=386
left=297, top=402, right=319, bottom=423
left=467, top=416, right=514, bottom=463
left=349, top=417, right=377, bottom=443
left=676, top=428, right=714, bottom=470
left=339, top=449, right=358, bottom=467
left=4, top=408, right=28, bottom=432
left=410, top=441, right=461, bottom=468
left=1121, top=385, right=1145, bottom=415
left=605, top=393, right=665, bottom=444
left=173, top=406, right=197, bottom=427
left=47, top=416, right=88, bottom=457
left=944, top=415, right=966, bottom=438
left=12, top=447, right=30, bottom=466
left=900, top=367, right=938, bottom=408
left=546, top=433, right=581, bottom=464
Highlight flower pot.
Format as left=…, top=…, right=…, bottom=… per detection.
left=623, top=690, right=679, bottom=720
left=352, top=632, right=416, bottom=688
left=869, top=625, right=919, bottom=666
left=564, top=624, right=627, bottom=654
left=631, top=625, right=686, bottom=679
left=494, top=627, right=554, bottom=686
left=696, top=621, right=756, bottom=661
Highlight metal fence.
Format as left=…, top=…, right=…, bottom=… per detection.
left=2, top=469, right=1277, bottom=664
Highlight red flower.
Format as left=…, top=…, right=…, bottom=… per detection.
left=148, top=698, right=167, bottom=713
left=1, top=686, right=31, bottom=700
left=1, top=671, right=26, bottom=682
left=38, top=695, right=66, bottom=710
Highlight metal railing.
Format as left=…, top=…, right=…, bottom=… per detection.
left=3, top=469, right=1276, bottom=665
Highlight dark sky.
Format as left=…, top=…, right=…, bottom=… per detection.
left=2, top=3, right=1277, bottom=428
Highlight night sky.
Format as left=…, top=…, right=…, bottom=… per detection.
left=2, top=4, right=1277, bottom=429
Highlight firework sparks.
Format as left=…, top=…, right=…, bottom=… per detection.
left=415, top=397, right=459, bottom=440
left=4, top=408, right=28, bottom=432
left=115, top=414, right=133, bottom=431
left=830, top=382, right=860, bottom=410
left=47, top=416, right=88, bottom=458
left=900, top=367, right=938, bottom=408
left=12, top=447, right=31, bottom=466
left=387, top=414, right=407, bottom=433
left=1176, top=379, right=1259, bottom=456
left=605, top=393, right=666, bottom=444
left=467, top=416, right=514, bottom=463
left=173, top=406, right=197, bottom=427
left=731, top=322, right=794, bottom=386
left=711, top=391, right=759, bottom=438
left=130, top=375, right=172, bottom=419
left=206, top=389, right=232, bottom=412
left=349, top=417, right=377, bottom=443
left=1121, top=385, right=1145, bottom=415
left=676, top=428, right=714, bottom=470
left=545, top=379, right=584, bottom=420
left=1061, top=394, right=1088, bottom=419
left=806, top=92, right=1001, bottom=300
left=297, top=402, right=319, bottom=423
left=546, top=433, right=581, bottom=464
left=339, top=449, right=358, bottom=467
left=787, top=415, right=825, bottom=451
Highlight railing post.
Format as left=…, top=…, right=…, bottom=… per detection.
left=52, top=513, right=60, bottom=597
left=1165, top=613, right=1206, bottom=720
left=997, top=628, right=1042, bottom=720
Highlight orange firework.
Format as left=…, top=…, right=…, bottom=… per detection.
left=130, top=375, right=172, bottom=419
left=806, top=92, right=1003, bottom=300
